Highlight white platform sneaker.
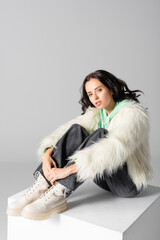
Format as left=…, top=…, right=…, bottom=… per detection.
left=21, top=182, right=67, bottom=220
left=6, top=172, right=50, bottom=216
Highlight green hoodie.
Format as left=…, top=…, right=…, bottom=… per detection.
left=98, top=99, right=132, bottom=130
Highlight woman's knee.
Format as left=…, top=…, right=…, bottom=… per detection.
left=69, top=123, right=86, bottom=133
left=70, top=123, right=83, bottom=129
left=69, top=125, right=108, bottom=135
left=68, top=124, right=89, bottom=137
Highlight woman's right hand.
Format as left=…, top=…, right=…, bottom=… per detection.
left=42, top=148, right=57, bottom=181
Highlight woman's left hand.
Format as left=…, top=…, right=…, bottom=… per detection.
left=48, top=168, right=69, bottom=185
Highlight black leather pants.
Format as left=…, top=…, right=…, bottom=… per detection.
left=33, top=124, right=141, bottom=198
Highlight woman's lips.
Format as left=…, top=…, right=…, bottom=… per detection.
left=96, top=101, right=101, bottom=106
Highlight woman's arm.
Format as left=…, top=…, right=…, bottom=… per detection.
left=47, top=164, right=78, bottom=185
left=42, top=148, right=57, bottom=180
left=66, top=163, right=78, bottom=175
left=43, top=147, right=78, bottom=184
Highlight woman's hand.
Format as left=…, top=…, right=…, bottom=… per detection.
left=42, top=148, right=57, bottom=181
left=48, top=168, right=69, bottom=185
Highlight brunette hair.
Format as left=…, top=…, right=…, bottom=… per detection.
left=79, top=70, right=144, bottom=114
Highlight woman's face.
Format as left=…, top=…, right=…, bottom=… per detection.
left=85, top=78, right=115, bottom=114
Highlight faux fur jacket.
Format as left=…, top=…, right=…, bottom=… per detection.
left=38, top=101, right=153, bottom=191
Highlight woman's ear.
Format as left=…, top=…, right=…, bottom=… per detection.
left=110, top=90, right=113, bottom=95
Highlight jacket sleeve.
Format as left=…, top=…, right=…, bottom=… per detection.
left=67, top=102, right=150, bottom=181
left=37, top=107, right=98, bottom=160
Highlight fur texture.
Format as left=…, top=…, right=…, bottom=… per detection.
left=38, top=101, right=153, bottom=191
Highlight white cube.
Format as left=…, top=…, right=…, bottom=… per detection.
left=7, top=182, right=160, bottom=240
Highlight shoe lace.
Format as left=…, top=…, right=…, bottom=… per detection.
left=39, top=182, right=61, bottom=202
left=25, top=172, right=42, bottom=198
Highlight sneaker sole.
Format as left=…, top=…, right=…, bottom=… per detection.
left=6, top=207, right=23, bottom=217
left=21, top=201, right=67, bottom=220
left=6, top=199, right=37, bottom=217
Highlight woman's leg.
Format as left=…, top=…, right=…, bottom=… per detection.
left=33, top=124, right=108, bottom=197
left=57, top=126, right=109, bottom=196
left=34, top=123, right=140, bottom=198
left=33, top=123, right=90, bottom=186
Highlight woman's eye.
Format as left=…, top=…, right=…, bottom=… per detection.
left=88, top=89, right=102, bottom=97
left=97, top=88, right=102, bottom=92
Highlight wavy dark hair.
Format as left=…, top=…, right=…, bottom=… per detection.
left=79, top=70, right=144, bottom=114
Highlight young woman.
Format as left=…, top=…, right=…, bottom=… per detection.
left=7, top=69, right=153, bottom=220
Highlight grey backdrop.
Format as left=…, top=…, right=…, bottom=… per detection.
left=1, top=0, right=160, bottom=165
left=1, top=1, right=160, bottom=239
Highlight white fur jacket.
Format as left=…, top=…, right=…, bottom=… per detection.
left=38, top=101, right=153, bottom=191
